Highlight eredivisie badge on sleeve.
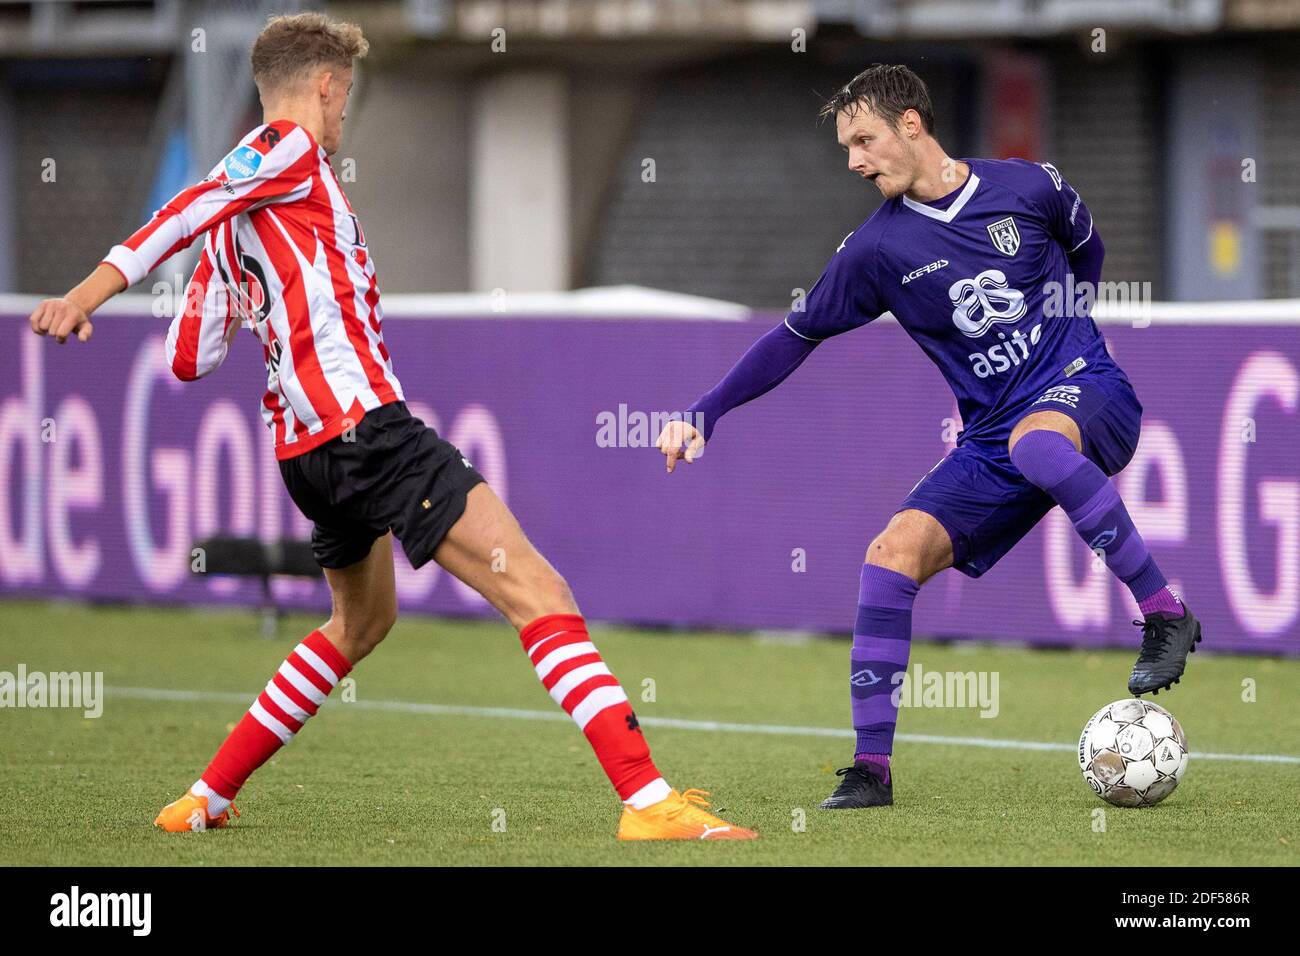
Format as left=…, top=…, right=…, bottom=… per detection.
left=986, top=216, right=1021, bottom=257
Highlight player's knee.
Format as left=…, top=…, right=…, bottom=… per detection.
left=865, top=522, right=938, bottom=582
left=513, top=565, right=578, bottom=626
left=865, top=531, right=912, bottom=572
left=1009, top=427, right=1076, bottom=487
left=535, top=567, right=578, bottom=617
left=332, top=604, right=396, bottom=659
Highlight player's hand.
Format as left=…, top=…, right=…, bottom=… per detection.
left=29, top=298, right=94, bottom=344
left=656, top=419, right=706, bottom=474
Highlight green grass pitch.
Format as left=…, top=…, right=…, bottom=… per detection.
left=1, top=600, right=1296, bottom=866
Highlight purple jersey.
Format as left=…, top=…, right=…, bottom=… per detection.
left=785, top=157, right=1124, bottom=445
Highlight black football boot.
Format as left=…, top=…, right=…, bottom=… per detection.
left=818, top=761, right=893, bottom=809
left=1128, top=605, right=1203, bottom=696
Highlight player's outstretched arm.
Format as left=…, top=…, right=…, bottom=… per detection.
left=28, top=262, right=127, bottom=344
left=31, top=122, right=309, bottom=351
left=657, top=221, right=883, bottom=473
left=656, top=319, right=819, bottom=473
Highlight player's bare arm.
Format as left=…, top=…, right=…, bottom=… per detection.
left=27, top=262, right=126, bottom=344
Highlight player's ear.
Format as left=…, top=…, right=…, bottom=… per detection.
left=900, top=108, right=920, bottom=139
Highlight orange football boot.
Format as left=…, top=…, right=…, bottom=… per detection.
left=153, top=789, right=239, bottom=832
left=617, top=788, right=757, bottom=841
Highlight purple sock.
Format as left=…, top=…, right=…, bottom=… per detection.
left=1010, top=430, right=1184, bottom=616
left=854, top=752, right=891, bottom=784
left=850, top=563, right=918, bottom=770
left=1139, top=587, right=1184, bottom=618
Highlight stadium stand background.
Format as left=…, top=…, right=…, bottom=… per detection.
left=2, top=0, right=1299, bottom=303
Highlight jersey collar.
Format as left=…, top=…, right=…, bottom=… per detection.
left=900, top=168, right=981, bottom=224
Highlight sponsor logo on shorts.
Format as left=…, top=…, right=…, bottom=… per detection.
left=1032, top=384, right=1082, bottom=409
left=1063, top=357, right=1088, bottom=377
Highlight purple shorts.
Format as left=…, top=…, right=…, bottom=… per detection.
left=898, top=371, right=1143, bottom=578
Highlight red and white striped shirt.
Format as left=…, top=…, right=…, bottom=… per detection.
left=103, top=119, right=404, bottom=460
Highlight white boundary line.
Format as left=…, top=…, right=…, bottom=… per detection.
left=104, top=685, right=1300, bottom=766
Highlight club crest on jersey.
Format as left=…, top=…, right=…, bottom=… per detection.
left=223, top=145, right=262, bottom=180
left=986, top=216, right=1021, bottom=257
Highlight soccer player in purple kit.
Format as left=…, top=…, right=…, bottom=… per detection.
left=655, top=64, right=1203, bottom=810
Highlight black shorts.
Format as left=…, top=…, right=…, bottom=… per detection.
left=278, top=401, right=487, bottom=570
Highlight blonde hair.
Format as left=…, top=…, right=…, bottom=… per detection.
left=251, top=12, right=368, bottom=97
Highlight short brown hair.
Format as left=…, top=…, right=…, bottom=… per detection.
left=251, top=12, right=368, bottom=97
left=819, top=63, right=934, bottom=133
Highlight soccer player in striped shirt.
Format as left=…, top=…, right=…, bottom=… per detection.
left=28, top=13, right=753, bottom=841
left=657, top=64, right=1202, bottom=810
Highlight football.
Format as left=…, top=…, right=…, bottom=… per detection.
left=1079, top=699, right=1189, bottom=807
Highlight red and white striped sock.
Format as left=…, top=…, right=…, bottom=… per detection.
left=521, top=614, right=669, bottom=807
left=192, top=630, right=352, bottom=815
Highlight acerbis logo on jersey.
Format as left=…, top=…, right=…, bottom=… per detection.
left=986, top=217, right=1021, bottom=257
left=223, top=145, right=262, bottom=180
left=900, top=258, right=949, bottom=285
left=948, top=268, right=1026, bottom=337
